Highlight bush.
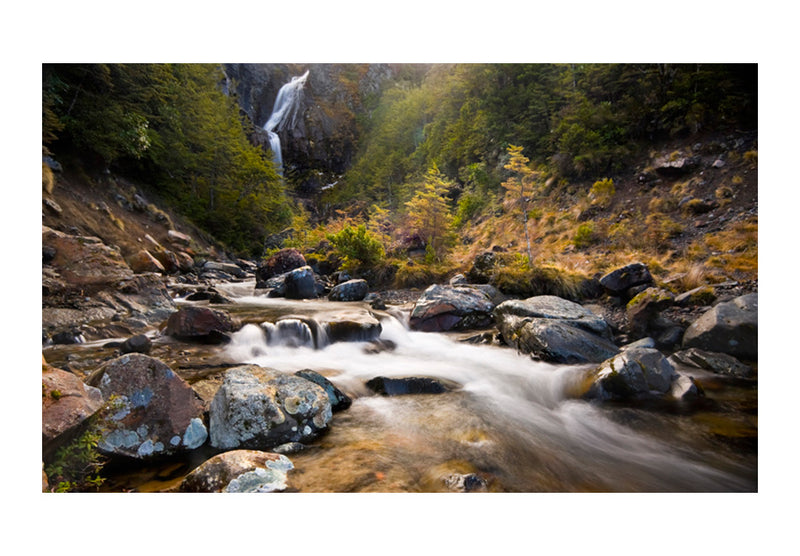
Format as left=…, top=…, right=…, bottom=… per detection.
left=589, top=177, right=615, bottom=206
left=327, top=224, right=385, bottom=272
left=573, top=223, right=596, bottom=249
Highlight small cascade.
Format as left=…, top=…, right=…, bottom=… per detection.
left=263, top=70, right=310, bottom=174
left=262, top=319, right=316, bottom=349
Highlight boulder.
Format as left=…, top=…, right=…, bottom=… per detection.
left=143, top=235, right=180, bottom=273
left=209, top=365, right=332, bottom=450
left=584, top=347, right=678, bottom=400
left=366, top=376, right=454, bottom=396
left=128, top=250, right=166, bottom=274
left=203, top=260, right=247, bottom=279
left=328, top=279, right=369, bottom=301
left=626, top=287, right=675, bottom=338
left=668, top=348, right=754, bottom=379
left=85, top=354, right=208, bottom=459
left=654, top=155, right=699, bottom=177
left=499, top=316, right=620, bottom=364
left=180, top=450, right=293, bottom=493
left=256, top=248, right=307, bottom=288
left=599, top=263, right=654, bottom=296
left=295, top=370, right=352, bottom=411
left=669, top=373, right=705, bottom=401
left=164, top=306, right=236, bottom=343
left=682, top=293, right=758, bottom=360
left=104, top=334, right=153, bottom=354
left=284, top=266, right=318, bottom=299
left=494, top=295, right=613, bottom=339
left=167, top=229, right=192, bottom=247
left=42, top=365, right=105, bottom=460
left=466, top=252, right=497, bottom=284
left=176, top=251, right=195, bottom=273
left=409, top=284, right=495, bottom=332
left=42, top=226, right=133, bottom=292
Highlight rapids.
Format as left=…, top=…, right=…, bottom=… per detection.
left=210, top=283, right=756, bottom=492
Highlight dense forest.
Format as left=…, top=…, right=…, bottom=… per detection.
left=42, top=63, right=757, bottom=288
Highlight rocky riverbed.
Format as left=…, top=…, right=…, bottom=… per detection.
left=42, top=234, right=758, bottom=493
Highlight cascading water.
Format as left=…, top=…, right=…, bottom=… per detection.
left=263, top=70, right=310, bottom=174
left=219, top=294, right=757, bottom=492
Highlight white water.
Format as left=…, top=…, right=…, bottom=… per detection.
left=219, top=296, right=755, bottom=491
left=263, top=70, right=309, bottom=173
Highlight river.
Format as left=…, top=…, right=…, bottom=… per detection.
left=45, top=280, right=757, bottom=492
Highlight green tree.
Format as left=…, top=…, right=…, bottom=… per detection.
left=501, top=145, right=540, bottom=265
left=404, top=165, right=455, bottom=263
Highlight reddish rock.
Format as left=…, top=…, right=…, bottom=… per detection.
left=256, top=248, right=306, bottom=287
left=85, top=354, right=208, bottom=458
left=42, top=365, right=104, bottom=460
left=165, top=306, right=235, bottom=343
left=128, top=249, right=166, bottom=274
left=176, top=251, right=195, bottom=273
left=42, top=226, right=133, bottom=291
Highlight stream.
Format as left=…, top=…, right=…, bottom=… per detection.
left=44, top=280, right=757, bottom=492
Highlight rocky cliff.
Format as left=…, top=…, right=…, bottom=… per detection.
left=223, top=63, right=407, bottom=196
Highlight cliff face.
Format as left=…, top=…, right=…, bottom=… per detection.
left=223, top=63, right=401, bottom=192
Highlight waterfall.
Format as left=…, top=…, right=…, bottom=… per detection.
left=263, top=70, right=310, bottom=174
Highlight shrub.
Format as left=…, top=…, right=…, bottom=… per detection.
left=573, top=223, right=596, bottom=249
left=327, top=224, right=385, bottom=272
left=589, top=177, right=615, bottom=206
left=743, top=150, right=758, bottom=165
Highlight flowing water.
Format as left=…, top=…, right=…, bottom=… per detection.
left=51, top=280, right=757, bottom=492
left=213, top=283, right=756, bottom=492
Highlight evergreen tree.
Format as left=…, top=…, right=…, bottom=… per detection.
left=404, top=166, right=455, bottom=263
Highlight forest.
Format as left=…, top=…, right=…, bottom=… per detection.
left=42, top=63, right=757, bottom=288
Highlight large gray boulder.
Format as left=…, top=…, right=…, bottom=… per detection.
left=284, top=265, right=318, bottom=299
left=328, top=279, right=369, bottom=301
left=85, top=354, right=208, bottom=459
left=180, top=450, right=294, bottom=493
left=682, top=293, right=758, bottom=360
left=209, top=365, right=332, bottom=450
left=584, top=347, right=678, bottom=400
left=493, top=296, right=618, bottom=364
left=495, top=295, right=613, bottom=339
left=409, top=284, right=495, bottom=332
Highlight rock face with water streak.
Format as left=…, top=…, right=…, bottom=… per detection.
left=682, top=293, right=758, bottom=360
left=209, top=365, right=332, bottom=450
left=85, top=354, right=208, bottom=459
left=409, top=284, right=495, bottom=332
left=494, top=296, right=618, bottom=363
left=180, top=450, right=294, bottom=493
left=42, top=365, right=105, bottom=460
left=584, top=347, right=678, bottom=400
